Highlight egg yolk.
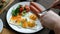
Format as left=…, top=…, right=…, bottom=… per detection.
left=30, top=14, right=37, bottom=20
left=27, top=21, right=36, bottom=28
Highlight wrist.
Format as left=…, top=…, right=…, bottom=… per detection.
left=54, top=24, right=60, bottom=34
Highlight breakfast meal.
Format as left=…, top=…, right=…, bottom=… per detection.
left=7, top=2, right=43, bottom=33
left=9, top=4, right=38, bottom=28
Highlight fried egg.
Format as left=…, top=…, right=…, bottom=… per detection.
left=9, top=12, right=39, bottom=29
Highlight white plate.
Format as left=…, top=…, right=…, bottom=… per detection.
left=6, top=2, right=46, bottom=33
left=0, top=19, right=3, bottom=33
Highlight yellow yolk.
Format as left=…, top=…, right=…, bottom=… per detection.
left=22, top=22, right=28, bottom=28
left=11, top=15, right=21, bottom=23
left=27, top=21, right=36, bottom=28
left=30, top=14, right=37, bottom=20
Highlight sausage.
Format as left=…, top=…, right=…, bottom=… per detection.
left=30, top=5, right=40, bottom=14
left=30, top=2, right=42, bottom=12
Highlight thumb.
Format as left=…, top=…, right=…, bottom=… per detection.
left=50, top=0, right=60, bottom=8
left=53, top=6, right=60, bottom=9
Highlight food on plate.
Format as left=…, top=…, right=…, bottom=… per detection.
left=30, top=14, right=37, bottom=20
left=27, top=21, right=36, bottom=28
left=10, top=14, right=21, bottom=23
left=22, top=21, right=28, bottom=28
left=21, top=18, right=27, bottom=23
left=12, top=5, right=20, bottom=16
left=12, top=5, right=30, bottom=16
left=30, top=2, right=41, bottom=12
left=19, top=5, right=24, bottom=13
left=21, top=10, right=26, bottom=16
left=10, top=5, right=38, bottom=28
left=24, top=5, right=30, bottom=12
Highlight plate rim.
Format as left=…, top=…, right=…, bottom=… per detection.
left=6, top=2, right=46, bottom=33
left=0, top=19, right=3, bottom=33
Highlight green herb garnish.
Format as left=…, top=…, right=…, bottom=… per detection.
left=12, top=5, right=21, bottom=16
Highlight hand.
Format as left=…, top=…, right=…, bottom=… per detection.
left=52, top=0, right=60, bottom=9
left=40, top=10, right=60, bottom=34
left=30, top=2, right=60, bottom=34
left=40, top=11, right=60, bottom=30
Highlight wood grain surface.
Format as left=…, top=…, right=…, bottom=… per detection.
left=0, top=28, right=17, bottom=34
left=0, top=0, right=14, bottom=14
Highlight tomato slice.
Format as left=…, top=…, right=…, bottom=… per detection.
left=19, top=7, right=24, bottom=13
left=25, top=5, right=30, bottom=12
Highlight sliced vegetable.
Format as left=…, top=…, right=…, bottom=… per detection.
left=19, top=7, right=24, bottom=13
left=25, top=5, right=30, bottom=12
left=22, top=10, right=26, bottom=16
left=19, top=5, right=24, bottom=13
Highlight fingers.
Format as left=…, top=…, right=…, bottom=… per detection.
left=40, top=18, right=46, bottom=28
left=30, top=5, right=40, bottom=14
left=30, top=2, right=42, bottom=12
left=53, top=3, right=60, bottom=9
left=30, top=2, right=46, bottom=27
left=52, top=0, right=60, bottom=8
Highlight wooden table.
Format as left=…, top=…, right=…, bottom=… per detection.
left=0, top=0, right=14, bottom=14
left=0, top=28, right=17, bottom=34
